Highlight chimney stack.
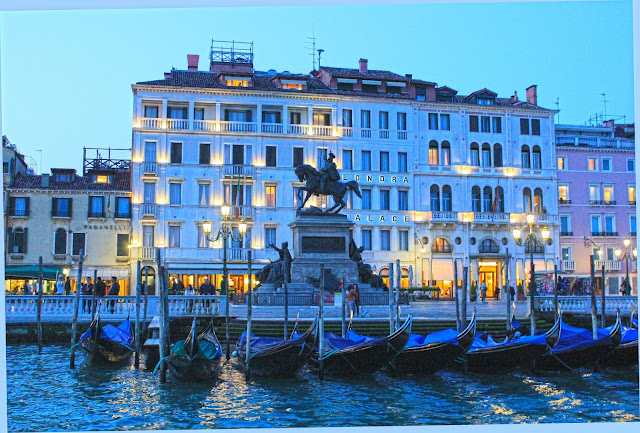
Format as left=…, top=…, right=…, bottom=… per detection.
left=359, top=58, right=368, bottom=73
left=405, top=74, right=412, bottom=80
left=41, top=174, right=50, bottom=187
left=187, top=54, right=199, bottom=71
left=526, top=85, right=537, bottom=106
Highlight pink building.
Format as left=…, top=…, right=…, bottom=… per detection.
left=556, top=122, right=637, bottom=296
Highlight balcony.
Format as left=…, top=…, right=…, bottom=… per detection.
left=397, top=131, right=408, bottom=140
left=590, top=200, right=617, bottom=206
left=560, top=231, right=573, bottom=236
left=52, top=210, right=71, bottom=218
left=473, top=212, right=510, bottom=223
left=312, top=125, right=333, bottom=136
left=143, top=162, right=158, bottom=174
left=562, top=260, right=575, bottom=271
left=141, top=203, right=157, bottom=216
left=88, top=211, right=105, bottom=218
left=223, top=164, right=255, bottom=178
left=426, top=211, right=458, bottom=223
left=261, top=123, right=284, bottom=134
left=604, top=231, right=619, bottom=237
left=361, top=128, right=372, bottom=138
left=558, top=198, right=571, bottom=205
left=594, top=260, right=622, bottom=271
left=141, top=118, right=162, bottom=129
left=220, top=121, right=257, bottom=133
left=166, top=119, right=189, bottom=130
left=287, top=124, right=308, bottom=135
left=228, top=248, right=247, bottom=261
left=629, top=201, right=636, bottom=206
left=225, top=205, right=254, bottom=220
left=141, top=247, right=157, bottom=260
left=341, top=127, right=354, bottom=137
left=193, top=120, right=216, bottom=131
left=379, top=130, right=390, bottom=139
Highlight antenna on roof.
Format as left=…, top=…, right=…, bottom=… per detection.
left=317, top=49, right=324, bottom=69
left=555, top=97, right=560, bottom=125
left=306, top=25, right=317, bottom=70
left=600, top=93, right=608, bottom=121
left=36, top=149, right=43, bottom=175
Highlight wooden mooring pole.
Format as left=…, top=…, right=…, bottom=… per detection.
left=461, top=266, right=468, bottom=330
left=506, top=249, right=511, bottom=331
left=601, top=264, right=606, bottom=327
left=134, top=260, right=142, bottom=368
left=37, top=256, right=43, bottom=351
left=143, top=266, right=149, bottom=333
left=341, top=276, right=347, bottom=338
left=92, top=270, right=98, bottom=319
left=318, top=264, right=325, bottom=381
left=157, top=248, right=167, bottom=383
left=395, top=260, right=401, bottom=330
left=590, top=255, right=598, bottom=339
left=246, top=250, right=252, bottom=381
left=70, top=249, right=84, bottom=368
left=388, top=262, right=394, bottom=333
left=454, top=259, right=460, bottom=332
left=284, top=272, right=289, bottom=340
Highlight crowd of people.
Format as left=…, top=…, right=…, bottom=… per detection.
left=169, top=277, right=217, bottom=296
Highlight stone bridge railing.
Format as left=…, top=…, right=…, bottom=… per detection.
left=533, top=295, right=636, bottom=316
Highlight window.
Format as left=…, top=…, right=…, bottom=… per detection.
left=399, top=230, right=409, bottom=251
left=440, top=114, right=450, bottom=131
left=226, top=79, right=249, bottom=87
left=533, top=188, right=544, bottom=213
left=361, top=189, right=371, bottom=210
left=89, top=196, right=104, bottom=218
left=362, top=84, right=377, bottom=93
left=558, top=157, right=566, bottom=170
left=72, top=232, right=86, bottom=256
left=470, top=143, right=479, bottom=166
left=380, top=151, right=389, bottom=172
left=603, top=185, right=614, bottom=204
left=92, top=174, right=112, bottom=184
left=8, top=227, right=27, bottom=254
left=343, top=109, right=353, bottom=127
left=627, top=159, right=635, bottom=172
left=442, top=185, right=452, bottom=211
left=142, top=225, right=154, bottom=247
left=265, top=227, right=276, bottom=247
left=481, top=143, right=491, bottom=167
left=482, top=186, right=492, bottom=212
left=143, top=182, right=156, bottom=204
left=144, top=142, right=157, bottom=162
left=265, top=185, right=277, bottom=207
left=361, top=151, right=371, bottom=171
left=115, top=197, right=131, bottom=218
left=116, top=234, right=130, bottom=257
left=361, top=110, right=371, bottom=129
left=194, top=107, right=204, bottom=120
left=168, top=106, right=187, bottom=119
left=398, top=190, right=408, bottom=211
left=588, top=158, right=598, bottom=171
left=471, top=186, right=481, bottom=212
left=629, top=186, right=636, bottom=204
left=428, top=113, right=438, bottom=130
left=494, top=186, right=504, bottom=212
left=54, top=228, right=66, bottom=255
left=313, top=113, right=330, bottom=126
left=561, top=216, right=570, bottom=234
left=198, top=183, right=210, bottom=206
left=144, top=106, right=158, bottom=118
left=53, top=173, right=72, bottom=183
left=380, top=230, right=391, bottom=251
left=398, top=152, right=408, bottom=172
left=3, top=161, right=10, bottom=174
left=362, top=229, right=372, bottom=250
left=562, top=247, right=572, bottom=261
left=430, top=185, right=440, bottom=211
left=479, top=239, right=499, bottom=253
left=429, top=141, right=439, bottom=165
left=169, top=183, right=181, bottom=205
left=531, top=119, right=540, bottom=135
left=380, top=190, right=390, bottom=210
left=379, top=111, right=389, bottom=130
left=520, top=118, right=530, bottom=135
left=416, top=87, right=427, bottom=101
left=605, top=215, right=615, bottom=234
left=589, top=185, right=600, bottom=203
left=397, top=113, right=407, bottom=131
left=197, top=225, right=207, bottom=248
left=11, top=197, right=29, bottom=217
left=602, top=158, right=612, bottom=172
left=492, top=117, right=502, bottom=133
left=293, top=147, right=304, bottom=167
left=523, top=188, right=532, bottom=213
left=440, top=142, right=451, bottom=166
left=631, top=215, right=637, bottom=234
left=316, top=147, right=328, bottom=169
left=170, top=142, right=182, bottom=164
left=532, top=146, right=542, bottom=169
left=263, top=111, right=280, bottom=124
left=290, top=112, right=301, bottom=124
left=591, top=215, right=601, bottom=234
left=469, top=115, right=479, bottom=132
left=342, top=149, right=353, bottom=170
left=480, top=116, right=490, bottom=133
left=558, top=185, right=569, bottom=202
left=477, top=97, right=492, bottom=105
left=266, top=146, right=277, bottom=167
left=199, top=143, right=211, bottom=165
left=168, top=225, right=181, bottom=248
left=52, top=198, right=71, bottom=218
left=432, top=238, right=452, bottom=253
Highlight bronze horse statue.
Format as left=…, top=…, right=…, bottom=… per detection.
left=294, top=164, right=362, bottom=213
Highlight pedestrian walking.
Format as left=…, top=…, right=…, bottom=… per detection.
left=620, top=280, right=628, bottom=296
left=84, top=277, right=94, bottom=314
left=345, top=285, right=357, bottom=318
left=353, top=283, right=361, bottom=316
left=64, top=276, right=72, bottom=295
left=108, top=276, right=120, bottom=313
left=55, top=276, right=65, bottom=295
left=480, top=281, right=487, bottom=303
left=509, top=285, right=515, bottom=302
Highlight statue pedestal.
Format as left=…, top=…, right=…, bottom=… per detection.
left=289, top=212, right=360, bottom=286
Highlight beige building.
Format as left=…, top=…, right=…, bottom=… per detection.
left=4, top=167, right=133, bottom=294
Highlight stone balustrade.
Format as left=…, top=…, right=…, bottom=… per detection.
left=534, top=295, right=636, bottom=316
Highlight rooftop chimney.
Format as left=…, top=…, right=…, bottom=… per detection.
left=512, top=91, right=518, bottom=102
left=405, top=74, right=412, bottom=80
left=164, top=72, right=171, bottom=79
left=41, top=174, right=50, bottom=187
left=187, top=54, right=199, bottom=71
left=359, top=58, right=368, bottom=73
left=603, top=119, right=615, bottom=128
left=526, top=85, right=537, bottom=106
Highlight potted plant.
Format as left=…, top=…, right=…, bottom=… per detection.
left=517, top=283, right=525, bottom=301
left=469, top=282, right=477, bottom=302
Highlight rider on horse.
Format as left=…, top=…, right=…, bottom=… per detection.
left=320, top=152, right=340, bottom=194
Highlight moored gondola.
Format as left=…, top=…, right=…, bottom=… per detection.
left=310, top=315, right=412, bottom=376
left=163, top=318, right=222, bottom=382
left=234, top=317, right=318, bottom=378
left=78, top=311, right=135, bottom=365
left=465, top=314, right=561, bottom=374
left=533, top=312, right=622, bottom=372
left=597, top=320, right=638, bottom=368
left=390, top=312, right=476, bottom=375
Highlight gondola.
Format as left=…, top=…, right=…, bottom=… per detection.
left=464, top=314, right=561, bottom=374
left=390, top=312, right=476, bottom=375
left=597, top=319, right=638, bottom=368
left=310, top=315, right=412, bottom=376
left=163, top=318, right=222, bottom=382
left=234, top=317, right=318, bottom=378
left=78, top=310, right=134, bottom=365
left=533, top=312, right=622, bottom=372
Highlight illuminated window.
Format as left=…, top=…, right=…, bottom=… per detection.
left=603, top=185, right=614, bottom=203
left=93, top=175, right=111, bottom=184
left=429, top=141, right=439, bottom=165
left=588, top=158, right=597, bottom=171
left=629, top=186, right=636, bottom=204
left=557, top=157, right=566, bottom=170
left=226, top=79, right=249, bottom=87
left=558, top=185, right=568, bottom=202
left=265, top=185, right=276, bottom=207
left=282, top=83, right=304, bottom=90
left=432, top=238, right=452, bottom=253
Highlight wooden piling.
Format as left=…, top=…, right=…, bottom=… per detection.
left=601, top=264, right=606, bottom=327
left=283, top=275, right=289, bottom=340
left=92, top=270, right=98, bottom=320
left=156, top=248, right=167, bottom=383
left=246, top=250, right=252, bottom=381
left=143, top=266, right=149, bottom=333
left=454, top=259, right=460, bottom=332
left=388, top=262, right=394, bottom=333
left=461, top=266, right=468, bottom=329
left=553, top=262, right=559, bottom=321
left=505, top=249, right=511, bottom=331
left=70, top=249, right=84, bottom=369
left=37, top=256, right=43, bottom=351
left=395, top=259, right=401, bottom=330
left=590, top=254, right=597, bottom=339
left=135, top=260, right=142, bottom=368
left=341, top=277, right=346, bottom=338
left=318, top=264, right=325, bottom=380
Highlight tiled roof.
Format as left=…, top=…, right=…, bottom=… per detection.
left=436, top=86, right=458, bottom=94
left=465, top=88, right=498, bottom=100
left=320, top=66, right=408, bottom=81
left=9, top=171, right=131, bottom=191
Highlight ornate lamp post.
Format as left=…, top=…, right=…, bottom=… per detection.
left=203, top=205, right=247, bottom=360
left=512, top=214, right=550, bottom=335
left=615, top=238, right=638, bottom=295
left=584, top=237, right=606, bottom=329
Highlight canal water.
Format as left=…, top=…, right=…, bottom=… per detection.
left=6, top=344, right=639, bottom=431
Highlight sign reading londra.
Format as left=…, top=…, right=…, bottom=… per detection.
left=301, top=236, right=346, bottom=254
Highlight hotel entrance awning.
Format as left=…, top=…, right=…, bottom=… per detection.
left=4, top=265, right=65, bottom=281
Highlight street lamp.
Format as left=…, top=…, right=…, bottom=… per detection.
left=512, top=214, right=550, bottom=335
left=203, top=205, right=247, bottom=360
left=615, top=238, right=638, bottom=296
left=584, top=236, right=607, bottom=329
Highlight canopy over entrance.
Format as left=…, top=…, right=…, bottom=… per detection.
left=4, top=265, right=65, bottom=281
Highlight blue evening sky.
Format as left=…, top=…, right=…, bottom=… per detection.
left=0, top=1, right=634, bottom=173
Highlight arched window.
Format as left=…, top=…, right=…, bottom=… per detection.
left=470, top=143, right=480, bottom=166
left=481, top=143, right=492, bottom=167
left=442, top=185, right=452, bottom=211
left=534, top=188, right=544, bottom=213
left=495, top=186, right=505, bottom=213
left=430, top=184, right=440, bottom=211
left=482, top=186, right=493, bottom=212
left=471, top=186, right=481, bottom=212
left=54, top=228, right=66, bottom=255
left=493, top=143, right=503, bottom=167
left=440, top=141, right=451, bottom=166
left=479, top=238, right=499, bottom=253
left=141, top=266, right=157, bottom=295
left=521, top=145, right=531, bottom=169
left=523, top=188, right=532, bottom=213
left=429, top=140, right=439, bottom=165
left=432, top=238, right=452, bottom=253
left=525, top=242, right=545, bottom=254
left=532, top=146, right=542, bottom=169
